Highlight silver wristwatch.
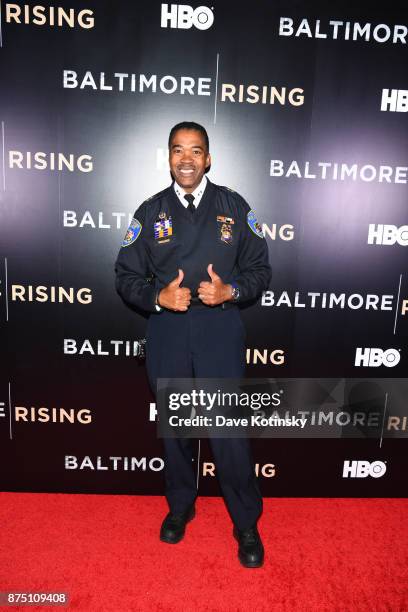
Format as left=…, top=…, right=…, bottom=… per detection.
left=231, top=284, right=240, bottom=302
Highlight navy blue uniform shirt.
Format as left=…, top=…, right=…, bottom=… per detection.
left=115, top=179, right=271, bottom=312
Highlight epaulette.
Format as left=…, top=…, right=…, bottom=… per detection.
left=143, top=186, right=169, bottom=205
left=220, top=185, right=236, bottom=194
left=218, top=184, right=246, bottom=204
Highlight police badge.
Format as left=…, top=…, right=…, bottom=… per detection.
left=220, top=223, right=233, bottom=245
left=217, top=215, right=234, bottom=245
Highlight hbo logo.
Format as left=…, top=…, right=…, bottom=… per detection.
left=161, top=4, right=214, bottom=29
left=381, top=89, right=408, bottom=112
left=368, top=224, right=408, bottom=246
left=354, top=347, right=400, bottom=368
left=343, top=460, right=386, bottom=478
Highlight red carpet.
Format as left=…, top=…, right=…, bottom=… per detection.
left=1, top=494, right=407, bottom=611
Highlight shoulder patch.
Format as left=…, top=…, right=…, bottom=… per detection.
left=122, top=217, right=142, bottom=247
left=247, top=210, right=264, bottom=239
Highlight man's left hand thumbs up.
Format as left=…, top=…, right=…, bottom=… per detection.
left=198, top=264, right=233, bottom=306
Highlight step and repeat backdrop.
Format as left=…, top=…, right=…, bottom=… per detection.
left=1, top=1, right=407, bottom=497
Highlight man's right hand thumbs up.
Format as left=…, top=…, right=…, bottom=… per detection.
left=157, top=269, right=191, bottom=311
left=171, top=268, right=184, bottom=287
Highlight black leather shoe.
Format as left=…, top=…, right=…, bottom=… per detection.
left=160, top=506, right=196, bottom=544
left=233, top=525, right=264, bottom=568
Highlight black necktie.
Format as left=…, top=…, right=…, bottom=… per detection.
left=184, top=193, right=195, bottom=214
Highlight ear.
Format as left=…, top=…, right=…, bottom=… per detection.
left=205, top=153, right=211, bottom=169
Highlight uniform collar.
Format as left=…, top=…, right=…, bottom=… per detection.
left=173, top=175, right=208, bottom=209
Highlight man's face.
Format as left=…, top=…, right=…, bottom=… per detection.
left=169, top=129, right=211, bottom=193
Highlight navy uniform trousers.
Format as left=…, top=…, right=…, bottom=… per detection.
left=146, top=303, right=263, bottom=531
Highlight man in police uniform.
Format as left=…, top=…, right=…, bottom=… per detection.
left=115, top=122, right=271, bottom=568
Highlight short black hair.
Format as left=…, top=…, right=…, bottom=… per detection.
left=168, top=121, right=209, bottom=152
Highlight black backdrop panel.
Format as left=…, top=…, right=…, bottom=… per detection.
left=1, top=1, right=407, bottom=496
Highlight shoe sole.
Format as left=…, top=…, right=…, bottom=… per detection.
left=160, top=535, right=183, bottom=544
left=160, top=508, right=196, bottom=544
left=238, top=556, right=264, bottom=568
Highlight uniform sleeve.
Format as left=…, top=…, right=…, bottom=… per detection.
left=233, top=198, right=271, bottom=302
left=115, top=202, right=158, bottom=313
